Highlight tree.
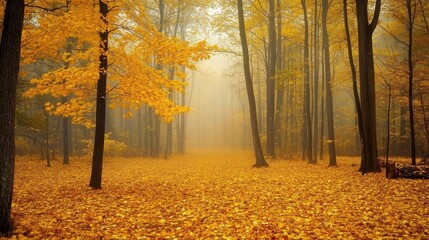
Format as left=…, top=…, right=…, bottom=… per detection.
left=322, top=0, right=336, bottom=167
left=301, top=0, right=313, bottom=164
left=406, top=0, right=417, bottom=165
left=343, top=0, right=365, bottom=165
left=237, top=0, right=268, bottom=167
left=313, top=0, right=320, bottom=163
left=355, top=0, right=381, bottom=173
left=267, top=0, right=277, bottom=158
left=89, top=0, right=109, bottom=189
left=0, top=0, right=25, bottom=234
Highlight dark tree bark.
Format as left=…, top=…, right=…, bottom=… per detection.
left=274, top=0, right=284, bottom=153
left=320, top=49, right=325, bottom=160
left=0, top=0, right=25, bottom=234
left=62, top=97, right=70, bottom=164
left=237, top=0, right=268, bottom=167
left=43, top=110, right=51, bottom=167
left=266, top=0, right=277, bottom=158
left=62, top=40, right=73, bottom=165
left=355, top=0, right=381, bottom=173
left=385, top=79, right=392, bottom=178
left=163, top=69, right=175, bottom=159
left=301, top=0, right=313, bottom=164
left=89, top=0, right=109, bottom=189
left=178, top=71, right=186, bottom=154
left=406, top=0, right=417, bottom=165
left=322, top=0, right=336, bottom=167
left=313, top=0, right=320, bottom=163
left=343, top=0, right=365, bottom=167
left=143, top=105, right=150, bottom=157
left=138, top=106, right=142, bottom=150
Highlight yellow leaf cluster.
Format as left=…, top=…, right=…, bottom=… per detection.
left=22, top=0, right=215, bottom=125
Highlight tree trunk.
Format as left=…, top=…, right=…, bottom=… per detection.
left=385, top=81, right=392, bottom=178
left=163, top=68, right=175, bottom=159
left=313, top=0, right=320, bottom=163
left=266, top=0, right=277, bottom=158
left=343, top=0, right=365, bottom=166
left=322, top=0, right=336, bottom=167
left=0, top=0, right=25, bottom=234
left=143, top=105, right=149, bottom=157
left=43, top=110, right=51, bottom=167
left=274, top=0, right=284, bottom=154
left=62, top=40, right=73, bottom=165
left=355, top=0, right=381, bottom=173
left=320, top=47, right=326, bottom=161
left=89, top=0, right=109, bottom=189
left=237, top=0, right=268, bottom=167
left=407, top=0, right=416, bottom=165
left=302, top=0, right=313, bottom=164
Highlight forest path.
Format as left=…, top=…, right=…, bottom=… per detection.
left=7, top=152, right=429, bottom=239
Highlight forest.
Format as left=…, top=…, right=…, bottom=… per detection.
left=0, top=0, right=429, bottom=238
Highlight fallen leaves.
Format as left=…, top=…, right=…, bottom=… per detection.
left=4, top=152, right=429, bottom=239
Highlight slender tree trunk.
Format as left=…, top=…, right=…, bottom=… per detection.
left=320, top=48, right=326, bottom=160
left=0, top=0, right=25, bottom=234
left=302, top=0, right=313, bottom=163
left=164, top=68, right=175, bottom=159
left=237, top=0, right=268, bottom=167
left=143, top=105, right=150, bottom=157
left=400, top=104, right=407, bottom=155
left=313, top=0, right=320, bottom=163
left=266, top=0, right=277, bottom=158
left=89, top=0, right=109, bottom=189
left=274, top=0, right=284, bottom=153
left=62, top=40, right=73, bottom=165
left=178, top=73, right=187, bottom=154
left=149, top=108, right=155, bottom=157
left=407, top=0, right=416, bottom=165
left=385, top=81, right=392, bottom=178
left=138, top=106, right=142, bottom=150
left=322, top=0, right=337, bottom=167
left=43, top=110, right=51, bottom=167
left=343, top=0, right=365, bottom=165
left=355, top=0, right=381, bottom=173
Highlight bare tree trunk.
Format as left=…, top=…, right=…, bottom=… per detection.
left=343, top=0, right=365, bottom=165
left=0, top=0, right=25, bottom=233
left=385, top=80, right=392, bottom=178
left=89, top=0, right=109, bottom=189
left=302, top=0, right=313, bottom=163
left=319, top=47, right=326, bottom=161
left=266, top=0, right=277, bottom=158
left=355, top=0, right=381, bottom=173
left=43, top=110, right=51, bottom=167
left=62, top=40, right=73, bottom=165
left=237, top=0, right=268, bottom=167
left=407, top=0, right=417, bottom=165
left=274, top=0, right=284, bottom=154
left=313, top=0, right=320, bottom=163
left=322, top=0, right=337, bottom=167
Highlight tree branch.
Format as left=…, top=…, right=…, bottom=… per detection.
left=369, top=0, right=381, bottom=33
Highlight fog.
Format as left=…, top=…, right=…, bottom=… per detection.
left=186, top=54, right=250, bottom=150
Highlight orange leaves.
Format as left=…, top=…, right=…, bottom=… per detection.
left=7, top=153, right=429, bottom=239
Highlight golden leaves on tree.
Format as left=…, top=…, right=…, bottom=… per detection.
left=22, top=0, right=214, bottom=126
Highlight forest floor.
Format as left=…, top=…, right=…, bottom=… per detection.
left=4, top=151, right=429, bottom=239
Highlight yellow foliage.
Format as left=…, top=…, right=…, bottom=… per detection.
left=22, top=0, right=215, bottom=126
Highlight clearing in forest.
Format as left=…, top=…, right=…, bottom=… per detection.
left=6, top=151, right=429, bottom=239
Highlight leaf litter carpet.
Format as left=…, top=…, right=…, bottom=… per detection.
left=5, top=151, right=429, bottom=239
